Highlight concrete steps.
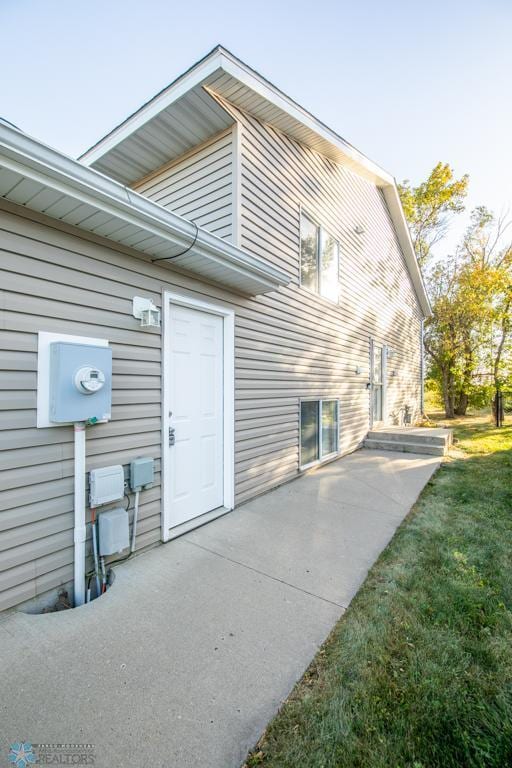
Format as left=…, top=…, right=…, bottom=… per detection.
left=364, top=427, right=452, bottom=456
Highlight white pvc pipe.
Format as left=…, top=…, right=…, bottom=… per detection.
left=73, top=422, right=86, bottom=607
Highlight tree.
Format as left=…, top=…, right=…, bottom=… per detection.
left=399, top=164, right=512, bottom=420
left=422, top=208, right=512, bottom=418
left=460, top=208, right=512, bottom=393
left=398, top=163, right=468, bottom=268
left=398, top=162, right=469, bottom=417
left=423, top=255, right=473, bottom=418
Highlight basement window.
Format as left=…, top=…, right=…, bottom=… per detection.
left=300, top=399, right=339, bottom=468
left=300, top=212, right=340, bottom=302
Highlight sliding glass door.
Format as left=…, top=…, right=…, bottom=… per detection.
left=300, top=400, right=339, bottom=468
left=300, top=400, right=320, bottom=467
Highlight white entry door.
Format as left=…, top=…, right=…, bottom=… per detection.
left=168, top=304, right=224, bottom=527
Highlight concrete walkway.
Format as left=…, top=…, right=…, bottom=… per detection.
left=0, top=449, right=440, bottom=768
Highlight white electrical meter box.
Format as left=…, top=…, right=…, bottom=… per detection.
left=89, top=465, right=125, bottom=507
left=49, top=342, right=112, bottom=423
left=98, top=507, right=129, bottom=556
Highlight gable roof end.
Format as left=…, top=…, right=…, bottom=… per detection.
left=79, top=45, right=431, bottom=317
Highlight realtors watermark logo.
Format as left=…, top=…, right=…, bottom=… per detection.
left=8, top=743, right=36, bottom=768
left=8, top=743, right=96, bottom=765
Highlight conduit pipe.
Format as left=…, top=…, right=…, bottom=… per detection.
left=91, top=509, right=101, bottom=598
left=130, top=490, right=140, bottom=553
left=73, top=422, right=87, bottom=607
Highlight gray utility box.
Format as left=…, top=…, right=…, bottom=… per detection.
left=98, top=507, right=129, bottom=556
left=89, top=465, right=125, bottom=508
left=130, top=457, right=154, bottom=491
left=49, top=342, right=112, bottom=423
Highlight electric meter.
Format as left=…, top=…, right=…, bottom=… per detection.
left=75, top=366, right=106, bottom=394
left=49, top=342, right=112, bottom=423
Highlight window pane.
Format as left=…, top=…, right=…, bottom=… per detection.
left=300, top=215, right=318, bottom=292
left=301, top=400, right=319, bottom=466
left=373, top=344, right=383, bottom=384
left=321, top=400, right=338, bottom=456
left=320, top=232, right=339, bottom=302
left=373, top=385, right=383, bottom=422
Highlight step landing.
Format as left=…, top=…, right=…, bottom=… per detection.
left=364, top=426, right=452, bottom=456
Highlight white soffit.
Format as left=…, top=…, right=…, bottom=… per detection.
left=80, top=48, right=392, bottom=187
left=85, top=81, right=235, bottom=186
left=0, top=122, right=288, bottom=296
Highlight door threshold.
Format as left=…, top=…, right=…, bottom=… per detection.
left=167, top=506, right=232, bottom=541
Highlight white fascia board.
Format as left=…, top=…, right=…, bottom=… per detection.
left=382, top=183, right=431, bottom=318
left=217, top=50, right=394, bottom=187
left=79, top=46, right=393, bottom=188
left=79, top=52, right=225, bottom=166
left=214, top=53, right=429, bottom=313
left=0, top=123, right=288, bottom=292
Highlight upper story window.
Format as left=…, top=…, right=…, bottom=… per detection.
left=300, top=212, right=340, bottom=303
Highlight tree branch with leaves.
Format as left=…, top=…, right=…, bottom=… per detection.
left=399, top=166, right=511, bottom=418
left=398, top=162, right=468, bottom=269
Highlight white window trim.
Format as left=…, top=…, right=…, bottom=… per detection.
left=299, top=398, right=340, bottom=470
left=299, top=206, right=340, bottom=304
left=161, top=289, right=235, bottom=542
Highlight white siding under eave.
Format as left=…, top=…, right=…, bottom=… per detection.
left=132, top=129, right=234, bottom=241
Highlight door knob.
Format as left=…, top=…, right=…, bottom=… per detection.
left=169, top=426, right=176, bottom=446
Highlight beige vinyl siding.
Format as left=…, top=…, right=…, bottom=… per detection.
left=0, top=208, right=161, bottom=611
left=132, top=129, right=234, bottom=241
left=229, top=99, right=423, bottom=448
left=0, top=101, right=423, bottom=612
left=0, top=203, right=295, bottom=610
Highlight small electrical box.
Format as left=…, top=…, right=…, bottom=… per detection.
left=130, top=457, right=154, bottom=491
left=49, top=342, right=112, bottom=423
left=89, top=465, right=125, bottom=507
left=98, top=507, right=129, bottom=556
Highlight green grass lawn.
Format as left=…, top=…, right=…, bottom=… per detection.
left=245, top=417, right=512, bottom=768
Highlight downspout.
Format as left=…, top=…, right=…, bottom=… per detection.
left=73, top=422, right=87, bottom=607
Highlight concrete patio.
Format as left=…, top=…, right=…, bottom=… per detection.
left=0, top=448, right=440, bottom=768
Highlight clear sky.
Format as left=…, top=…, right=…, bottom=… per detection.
left=1, top=0, right=511, bottom=255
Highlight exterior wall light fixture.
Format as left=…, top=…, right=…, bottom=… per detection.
left=133, top=296, right=161, bottom=328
